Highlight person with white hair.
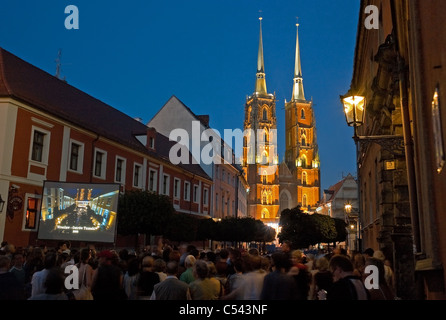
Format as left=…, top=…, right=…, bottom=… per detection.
left=179, top=255, right=196, bottom=284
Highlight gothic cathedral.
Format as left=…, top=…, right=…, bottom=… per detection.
left=242, top=19, right=321, bottom=228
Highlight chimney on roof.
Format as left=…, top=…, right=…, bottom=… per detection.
left=147, top=127, right=156, bottom=151
left=197, top=115, right=210, bottom=127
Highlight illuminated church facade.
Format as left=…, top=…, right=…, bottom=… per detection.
left=242, top=18, right=321, bottom=227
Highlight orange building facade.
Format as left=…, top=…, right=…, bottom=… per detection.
left=243, top=19, right=321, bottom=229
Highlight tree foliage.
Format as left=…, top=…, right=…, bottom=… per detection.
left=117, top=190, right=175, bottom=236
left=278, top=206, right=348, bottom=249
left=118, top=190, right=276, bottom=244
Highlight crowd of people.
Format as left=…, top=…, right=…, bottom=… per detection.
left=0, top=239, right=397, bottom=300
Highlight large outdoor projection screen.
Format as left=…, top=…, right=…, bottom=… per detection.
left=38, top=181, right=119, bottom=243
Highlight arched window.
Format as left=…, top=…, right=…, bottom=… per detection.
left=303, top=194, right=307, bottom=207
left=262, top=170, right=267, bottom=184
left=261, top=208, right=270, bottom=219
left=301, top=135, right=306, bottom=146
left=262, top=191, right=267, bottom=205
left=263, top=108, right=268, bottom=120
left=302, top=172, right=307, bottom=185
left=301, top=108, right=305, bottom=119
left=267, top=190, right=273, bottom=205
left=301, top=155, right=307, bottom=168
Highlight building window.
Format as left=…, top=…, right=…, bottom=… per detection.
left=174, top=178, right=181, bottom=199
left=115, top=157, right=126, bottom=184
left=68, top=140, right=84, bottom=173
left=193, top=185, right=199, bottom=203
left=69, top=143, right=79, bottom=171
left=162, top=174, right=170, bottom=195
left=301, top=155, right=307, bottom=168
left=302, top=172, right=307, bottom=185
left=24, top=195, right=40, bottom=230
left=148, top=169, right=157, bottom=192
left=268, top=191, right=273, bottom=205
left=184, top=181, right=190, bottom=201
left=30, top=127, right=51, bottom=165
left=301, top=109, right=305, bottom=119
left=149, top=137, right=155, bottom=149
left=133, top=163, right=143, bottom=188
left=262, top=191, right=267, bottom=205
left=93, top=149, right=107, bottom=179
left=263, top=108, right=268, bottom=120
left=31, top=131, right=45, bottom=162
left=203, top=188, right=208, bottom=206
left=303, top=194, right=307, bottom=207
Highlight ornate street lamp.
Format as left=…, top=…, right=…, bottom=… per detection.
left=341, top=93, right=404, bottom=154
left=342, top=95, right=366, bottom=128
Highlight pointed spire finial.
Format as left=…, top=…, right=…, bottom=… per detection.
left=292, top=19, right=305, bottom=101
left=255, top=15, right=267, bottom=95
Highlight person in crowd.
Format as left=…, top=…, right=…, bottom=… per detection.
left=215, top=249, right=229, bottom=278
left=0, top=255, right=25, bottom=300
left=226, top=248, right=242, bottom=276
left=57, top=241, right=71, bottom=255
left=91, top=250, right=127, bottom=300
left=180, top=254, right=196, bottom=285
left=318, top=254, right=370, bottom=300
left=310, top=256, right=333, bottom=300
left=364, top=257, right=395, bottom=300
left=222, top=254, right=267, bottom=300
left=150, top=260, right=191, bottom=300
left=260, top=251, right=298, bottom=300
left=30, top=251, right=57, bottom=298
left=137, top=255, right=160, bottom=299
left=57, top=252, right=70, bottom=269
left=189, top=260, right=223, bottom=300
left=224, top=257, right=244, bottom=298
left=28, top=267, right=69, bottom=300
left=288, top=249, right=311, bottom=300
left=179, top=245, right=196, bottom=267
left=74, top=248, right=94, bottom=300
left=363, top=248, right=374, bottom=259
left=123, top=255, right=140, bottom=300
left=9, top=251, right=26, bottom=289
left=373, top=250, right=396, bottom=293
left=352, top=252, right=366, bottom=278
left=24, top=247, right=44, bottom=285
left=153, top=258, right=167, bottom=282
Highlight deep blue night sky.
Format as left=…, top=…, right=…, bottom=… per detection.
left=0, top=0, right=361, bottom=192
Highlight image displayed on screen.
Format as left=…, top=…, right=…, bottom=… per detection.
left=37, top=181, right=119, bottom=243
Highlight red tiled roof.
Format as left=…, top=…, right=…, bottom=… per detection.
left=0, top=47, right=211, bottom=181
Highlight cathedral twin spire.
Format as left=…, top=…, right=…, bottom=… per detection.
left=255, top=17, right=267, bottom=96
left=254, top=18, right=305, bottom=101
